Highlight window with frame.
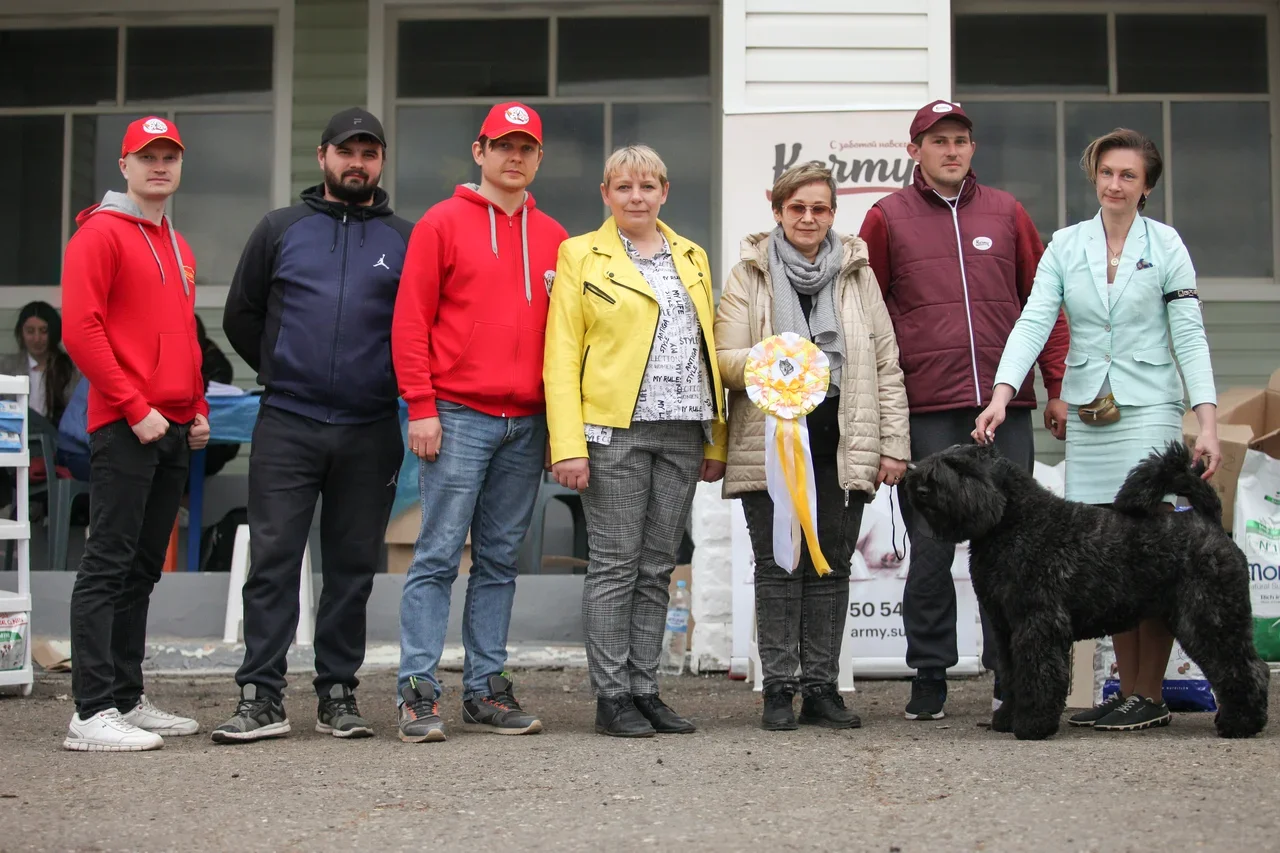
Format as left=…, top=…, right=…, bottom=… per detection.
left=954, top=11, right=1273, bottom=281
left=390, top=13, right=715, bottom=269
left=0, top=23, right=276, bottom=287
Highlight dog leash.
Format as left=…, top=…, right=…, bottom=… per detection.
left=888, top=486, right=906, bottom=561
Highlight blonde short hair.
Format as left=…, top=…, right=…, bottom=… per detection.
left=771, top=161, right=837, bottom=212
left=603, top=145, right=669, bottom=189
left=1079, top=128, right=1163, bottom=211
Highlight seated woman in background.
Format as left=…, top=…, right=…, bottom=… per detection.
left=0, top=301, right=80, bottom=426
left=192, top=315, right=240, bottom=479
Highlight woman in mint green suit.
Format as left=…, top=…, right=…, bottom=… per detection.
left=973, top=129, right=1223, bottom=733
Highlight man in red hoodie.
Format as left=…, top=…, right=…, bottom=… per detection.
left=60, top=116, right=211, bottom=752
left=392, top=102, right=568, bottom=742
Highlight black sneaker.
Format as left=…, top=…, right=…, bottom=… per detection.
left=761, top=685, right=797, bottom=732
left=905, top=674, right=947, bottom=721
left=1068, top=693, right=1126, bottom=727
left=462, top=673, right=542, bottom=735
left=596, top=695, right=656, bottom=738
left=799, top=684, right=862, bottom=729
left=633, top=693, right=696, bottom=734
left=1093, top=694, right=1171, bottom=732
left=398, top=678, right=445, bottom=743
left=316, top=684, right=373, bottom=739
left=211, top=684, right=290, bottom=744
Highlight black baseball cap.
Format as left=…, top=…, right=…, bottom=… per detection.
left=321, top=107, right=387, bottom=147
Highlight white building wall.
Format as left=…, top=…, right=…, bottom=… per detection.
left=690, top=0, right=953, bottom=673
left=723, top=0, right=952, bottom=115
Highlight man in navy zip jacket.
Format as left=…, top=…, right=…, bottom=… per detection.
left=214, top=108, right=412, bottom=743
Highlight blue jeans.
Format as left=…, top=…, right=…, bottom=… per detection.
left=397, top=401, right=547, bottom=702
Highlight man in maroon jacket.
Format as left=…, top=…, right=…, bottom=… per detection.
left=858, top=100, right=1070, bottom=721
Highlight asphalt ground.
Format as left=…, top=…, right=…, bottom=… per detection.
left=2, top=669, right=1277, bottom=853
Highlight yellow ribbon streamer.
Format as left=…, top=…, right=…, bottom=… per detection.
left=774, top=417, right=831, bottom=575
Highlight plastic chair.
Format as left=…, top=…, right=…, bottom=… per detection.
left=522, top=473, right=588, bottom=574
left=27, top=411, right=90, bottom=571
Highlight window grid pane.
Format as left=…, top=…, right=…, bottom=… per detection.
left=557, top=17, right=711, bottom=97
left=1170, top=101, right=1273, bottom=278
left=1116, top=14, right=1268, bottom=95
left=125, top=25, right=274, bottom=105
left=0, top=117, right=65, bottom=285
left=397, top=19, right=549, bottom=98
left=954, top=15, right=1108, bottom=93
left=0, top=28, right=117, bottom=107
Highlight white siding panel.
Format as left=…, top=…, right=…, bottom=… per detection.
left=744, top=81, right=929, bottom=108
left=746, top=0, right=930, bottom=13
left=723, top=0, right=950, bottom=114
left=745, top=48, right=927, bottom=84
left=744, top=14, right=930, bottom=49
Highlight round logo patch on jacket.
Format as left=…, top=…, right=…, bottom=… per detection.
left=972, top=237, right=993, bottom=251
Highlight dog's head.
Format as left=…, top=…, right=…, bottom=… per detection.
left=901, top=443, right=1007, bottom=543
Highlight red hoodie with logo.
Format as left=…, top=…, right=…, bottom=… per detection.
left=393, top=184, right=569, bottom=420
left=62, top=192, right=208, bottom=433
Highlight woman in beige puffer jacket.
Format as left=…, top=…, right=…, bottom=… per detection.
left=714, top=161, right=909, bottom=732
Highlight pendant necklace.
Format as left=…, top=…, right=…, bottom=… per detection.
left=1106, top=243, right=1122, bottom=267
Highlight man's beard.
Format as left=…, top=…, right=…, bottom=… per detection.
left=324, top=165, right=378, bottom=205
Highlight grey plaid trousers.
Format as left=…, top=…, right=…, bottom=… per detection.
left=580, top=421, right=704, bottom=698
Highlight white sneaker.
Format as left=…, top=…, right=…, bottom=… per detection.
left=122, top=695, right=200, bottom=736
left=64, top=709, right=164, bottom=752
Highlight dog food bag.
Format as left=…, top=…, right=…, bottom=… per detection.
left=1235, top=449, right=1280, bottom=662
left=0, top=611, right=28, bottom=671
left=1093, top=636, right=1216, bottom=712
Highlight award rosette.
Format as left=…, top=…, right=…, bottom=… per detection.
left=744, top=333, right=831, bottom=575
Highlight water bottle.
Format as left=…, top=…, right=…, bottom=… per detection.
left=659, top=580, right=690, bottom=676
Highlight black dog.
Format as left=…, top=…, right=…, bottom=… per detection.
left=901, top=441, right=1269, bottom=741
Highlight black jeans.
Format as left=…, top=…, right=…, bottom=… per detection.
left=740, top=462, right=866, bottom=693
left=899, top=407, right=1035, bottom=674
left=71, top=419, right=191, bottom=717
left=235, top=405, right=403, bottom=699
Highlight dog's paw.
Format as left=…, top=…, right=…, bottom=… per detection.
left=990, top=703, right=1014, bottom=733
left=1013, top=717, right=1060, bottom=741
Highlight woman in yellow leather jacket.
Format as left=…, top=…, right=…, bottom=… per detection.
left=544, top=145, right=726, bottom=738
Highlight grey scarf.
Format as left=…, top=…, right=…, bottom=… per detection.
left=767, top=226, right=845, bottom=394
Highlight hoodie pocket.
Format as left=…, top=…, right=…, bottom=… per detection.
left=147, top=333, right=197, bottom=408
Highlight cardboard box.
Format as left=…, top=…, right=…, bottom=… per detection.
left=1065, top=639, right=1096, bottom=709
left=1183, top=369, right=1280, bottom=531
left=384, top=505, right=470, bottom=575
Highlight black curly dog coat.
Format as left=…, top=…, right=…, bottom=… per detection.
left=901, top=441, right=1269, bottom=741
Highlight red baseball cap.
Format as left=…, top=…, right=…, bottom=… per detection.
left=121, top=116, right=184, bottom=157
left=478, top=102, right=543, bottom=145
left=909, top=100, right=973, bottom=140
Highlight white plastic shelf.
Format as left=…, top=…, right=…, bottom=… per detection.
left=0, top=592, right=31, bottom=612
left=0, top=519, right=29, bottom=540
left=0, top=375, right=29, bottom=396
left=0, top=666, right=33, bottom=687
left=0, top=450, right=28, bottom=468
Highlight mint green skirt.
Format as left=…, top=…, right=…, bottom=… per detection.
left=1064, top=402, right=1185, bottom=505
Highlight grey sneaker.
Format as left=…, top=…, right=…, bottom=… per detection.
left=462, top=673, right=543, bottom=735
left=398, top=678, right=446, bottom=743
left=1093, top=694, right=1172, bottom=732
left=316, top=684, right=373, bottom=739
left=211, top=684, right=290, bottom=744
left=1068, top=692, right=1126, bottom=727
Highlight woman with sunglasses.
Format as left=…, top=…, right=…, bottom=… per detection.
left=715, top=161, right=910, bottom=731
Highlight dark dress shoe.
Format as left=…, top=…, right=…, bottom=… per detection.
left=762, top=685, right=797, bottom=731
left=799, top=684, right=862, bottom=729
left=633, top=693, right=696, bottom=734
left=595, top=696, right=656, bottom=738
